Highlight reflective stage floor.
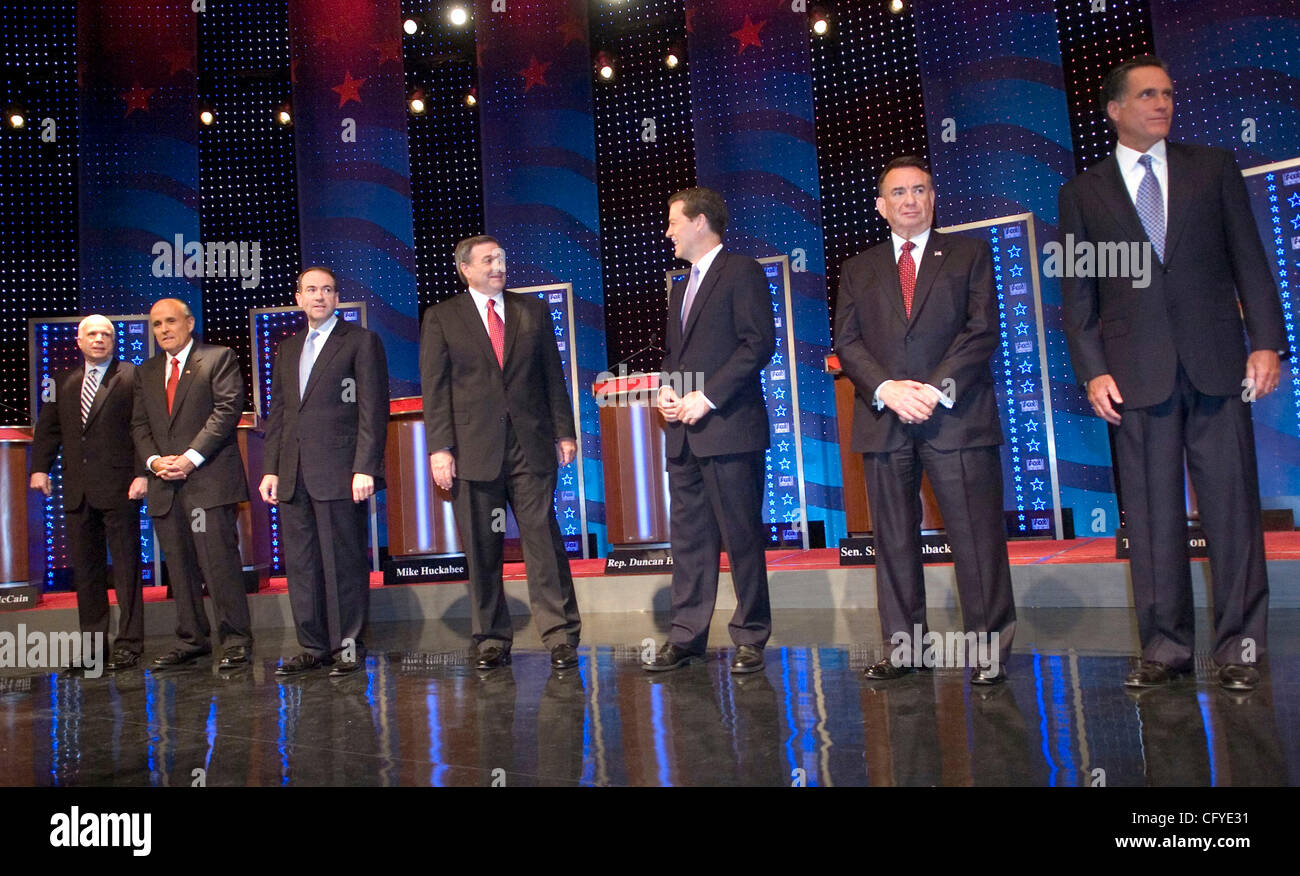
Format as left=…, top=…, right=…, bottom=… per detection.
left=2, top=609, right=1297, bottom=787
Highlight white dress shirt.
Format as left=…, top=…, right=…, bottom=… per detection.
left=874, top=227, right=953, bottom=411
left=1115, top=139, right=1169, bottom=218
left=146, top=338, right=206, bottom=473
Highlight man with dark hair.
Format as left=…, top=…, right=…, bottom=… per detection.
left=643, top=187, right=775, bottom=674
left=1060, top=56, right=1285, bottom=691
left=420, top=235, right=581, bottom=671
left=133, top=297, right=253, bottom=668
left=31, top=315, right=149, bottom=671
left=260, top=267, right=389, bottom=677
left=835, top=157, right=1015, bottom=684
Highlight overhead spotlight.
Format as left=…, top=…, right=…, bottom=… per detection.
left=811, top=8, right=831, bottom=35
left=6, top=107, right=26, bottom=129
left=665, top=52, right=679, bottom=69
left=596, top=51, right=615, bottom=81
left=275, top=102, right=292, bottom=126
left=465, top=88, right=477, bottom=107
left=199, top=105, right=215, bottom=126
left=889, top=0, right=905, bottom=13
left=408, top=90, right=426, bottom=115
left=403, top=17, right=420, bottom=35
left=448, top=5, right=469, bottom=27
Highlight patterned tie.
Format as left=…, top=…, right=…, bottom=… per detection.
left=898, top=240, right=917, bottom=318
left=680, top=265, right=701, bottom=330
left=1135, top=154, right=1165, bottom=262
left=166, top=357, right=180, bottom=414
left=80, top=366, right=100, bottom=428
left=486, top=299, right=505, bottom=368
left=299, top=329, right=321, bottom=399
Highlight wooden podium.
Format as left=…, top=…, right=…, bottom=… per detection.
left=594, top=372, right=671, bottom=546
left=384, top=399, right=462, bottom=556
left=825, top=354, right=946, bottom=534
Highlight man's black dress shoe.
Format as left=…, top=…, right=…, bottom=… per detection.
left=276, top=652, right=324, bottom=676
left=153, top=647, right=210, bottom=667
left=1216, top=664, right=1259, bottom=691
left=1123, top=660, right=1184, bottom=688
left=329, top=658, right=364, bottom=677
left=106, top=649, right=140, bottom=671
left=475, top=644, right=511, bottom=670
left=863, top=658, right=913, bottom=680
left=550, top=643, right=579, bottom=670
left=970, top=665, right=1007, bottom=685
left=730, top=644, right=765, bottom=674
left=219, top=646, right=251, bottom=668
left=643, top=643, right=702, bottom=672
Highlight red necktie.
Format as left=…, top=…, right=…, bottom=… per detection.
left=899, top=240, right=916, bottom=318
left=486, top=299, right=505, bottom=368
left=166, top=357, right=180, bottom=413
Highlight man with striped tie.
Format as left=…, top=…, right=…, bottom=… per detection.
left=1060, top=56, right=1286, bottom=691
left=31, top=314, right=149, bottom=671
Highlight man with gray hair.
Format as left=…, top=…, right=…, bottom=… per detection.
left=31, top=315, right=149, bottom=670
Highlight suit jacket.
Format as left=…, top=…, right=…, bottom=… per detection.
left=263, top=318, right=389, bottom=502
left=1060, top=141, right=1286, bottom=409
left=420, top=291, right=576, bottom=482
left=660, top=250, right=775, bottom=459
left=131, top=342, right=249, bottom=515
left=834, top=230, right=1003, bottom=453
left=31, top=359, right=145, bottom=511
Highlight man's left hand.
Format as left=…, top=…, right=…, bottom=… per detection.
left=677, top=391, right=712, bottom=426
left=352, top=473, right=375, bottom=503
left=128, top=477, right=148, bottom=501
left=1246, top=350, right=1282, bottom=400
left=557, top=438, right=577, bottom=466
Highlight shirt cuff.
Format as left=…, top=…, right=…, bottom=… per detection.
left=872, top=380, right=894, bottom=410
left=146, top=454, right=161, bottom=475
left=701, top=393, right=716, bottom=410
left=184, top=448, right=205, bottom=469
left=925, top=384, right=954, bottom=409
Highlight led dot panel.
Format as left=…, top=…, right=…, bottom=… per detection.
left=0, top=2, right=80, bottom=422
left=811, top=1, right=928, bottom=341
left=197, top=0, right=301, bottom=403
left=592, top=0, right=697, bottom=371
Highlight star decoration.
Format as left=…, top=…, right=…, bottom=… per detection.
left=1007, top=245, right=1022, bottom=259
left=120, top=82, right=155, bottom=116
left=373, top=37, right=403, bottom=65
left=131, top=356, right=143, bottom=365
left=1013, top=302, right=1028, bottom=317
left=779, top=458, right=791, bottom=470
left=772, top=386, right=786, bottom=399
left=331, top=70, right=366, bottom=107
left=561, top=474, right=573, bottom=485
left=1288, top=192, right=1300, bottom=209
left=782, top=494, right=794, bottom=506
left=564, top=507, right=575, bottom=518
left=1009, top=263, right=1024, bottom=278
left=1290, top=214, right=1300, bottom=230
left=521, top=56, right=551, bottom=92
left=770, top=353, right=783, bottom=365
left=164, top=48, right=195, bottom=77
left=1016, top=323, right=1029, bottom=336
left=131, top=339, right=143, bottom=350
left=1027, top=439, right=1041, bottom=452
left=565, top=525, right=577, bottom=535
left=1032, top=498, right=1047, bottom=510
left=1019, top=379, right=1035, bottom=393
left=553, top=325, right=564, bottom=337
left=1031, top=478, right=1045, bottom=491
left=731, top=15, right=765, bottom=54
left=1018, top=360, right=1033, bottom=374
left=551, top=309, right=562, bottom=321
left=777, top=441, right=790, bottom=453
left=558, top=16, right=585, bottom=46
left=1025, top=420, right=1038, bottom=432
left=774, top=405, right=787, bottom=418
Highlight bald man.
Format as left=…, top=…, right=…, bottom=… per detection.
left=31, top=315, right=149, bottom=670
left=131, top=298, right=253, bottom=668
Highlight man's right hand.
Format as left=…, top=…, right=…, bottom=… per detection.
left=879, top=380, right=939, bottom=425
left=430, top=450, right=456, bottom=491
left=258, top=474, right=278, bottom=505
left=658, top=385, right=681, bottom=422
left=29, top=472, right=51, bottom=496
left=1086, top=374, right=1124, bottom=425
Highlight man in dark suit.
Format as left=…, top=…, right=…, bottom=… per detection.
left=420, top=235, right=581, bottom=671
left=1060, top=56, right=1285, bottom=691
left=30, top=315, right=149, bottom=671
left=132, top=297, right=253, bottom=668
left=835, top=156, right=1015, bottom=685
left=259, top=267, right=389, bottom=677
left=643, top=187, right=775, bottom=675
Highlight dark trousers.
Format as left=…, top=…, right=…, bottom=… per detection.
left=1114, top=366, right=1268, bottom=668
left=864, top=442, right=1016, bottom=666
left=65, top=499, right=144, bottom=653
left=154, top=496, right=252, bottom=651
left=279, top=474, right=372, bottom=659
left=666, top=440, right=771, bottom=653
left=450, top=425, right=580, bottom=650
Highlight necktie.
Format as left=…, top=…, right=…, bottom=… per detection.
left=166, top=357, right=180, bottom=414
left=898, top=240, right=917, bottom=318
left=299, top=329, right=321, bottom=399
left=486, top=299, right=505, bottom=368
left=680, top=265, right=701, bottom=330
left=1135, top=154, right=1165, bottom=262
left=80, top=366, right=100, bottom=428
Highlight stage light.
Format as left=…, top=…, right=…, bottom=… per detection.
left=409, top=90, right=426, bottom=115
left=448, top=5, right=469, bottom=27
left=403, top=17, right=420, bottom=35
left=811, top=8, right=831, bottom=35
left=199, top=106, right=215, bottom=126
left=665, top=52, right=679, bottom=69
left=596, top=52, right=615, bottom=81
left=465, top=88, right=477, bottom=107
left=275, top=102, right=292, bottom=125
left=6, top=109, right=25, bottom=129
left=890, top=0, right=904, bottom=13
